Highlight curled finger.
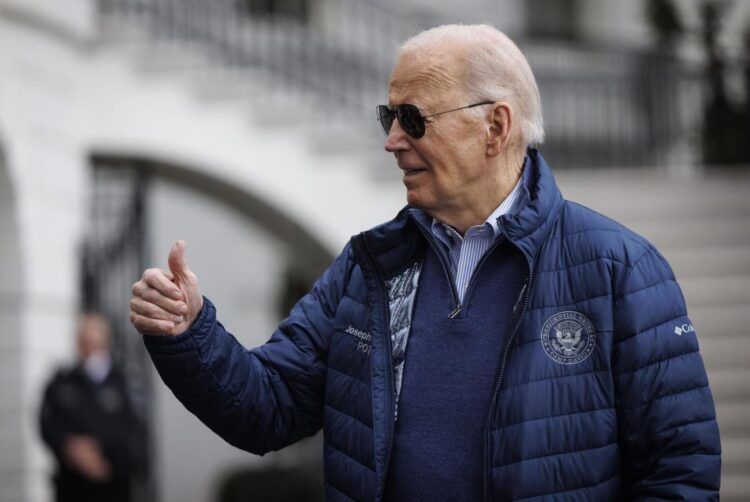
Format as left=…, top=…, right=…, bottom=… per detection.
left=139, top=287, right=188, bottom=316
left=130, top=312, right=176, bottom=336
left=130, top=297, right=184, bottom=324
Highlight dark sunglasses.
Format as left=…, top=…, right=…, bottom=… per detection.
left=376, top=100, right=495, bottom=139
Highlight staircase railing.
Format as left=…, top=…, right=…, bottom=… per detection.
left=97, top=0, right=701, bottom=168
left=99, top=0, right=429, bottom=118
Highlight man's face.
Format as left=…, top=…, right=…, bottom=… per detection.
left=385, top=50, right=489, bottom=215
left=77, top=315, right=111, bottom=360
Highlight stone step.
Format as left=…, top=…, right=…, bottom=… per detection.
left=721, top=473, right=750, bottom=501
left=627, top=215, right=750, bottom=250
left=557, top=171, right=750, bottom=220
left=700, top=334, right=750, bottom=369
left=663, top=245, right=750, bottom=278
left=722, top=437, right=750, bottom=475
left=715, top=402, right=750, bottom=436
left=678, top=275, right=750, bottom=307
left=686, top=305, right=750, bottom=340
left=719, top=434, right=750, bottom=500
left=704, top=368, right=750, bottom=401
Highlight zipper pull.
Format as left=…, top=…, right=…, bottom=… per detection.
left=513, top=282, right=528, bottom=314
left=449, top=304, right=462, bottom=319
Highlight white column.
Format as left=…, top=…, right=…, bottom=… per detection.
left=0, top=1, right=94, bottom=500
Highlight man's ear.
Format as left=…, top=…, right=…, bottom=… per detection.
left=486, top=102, right=513, bottom=157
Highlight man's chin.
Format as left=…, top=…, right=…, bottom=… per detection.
left=405, top=191, right=423, bottom=208
left=405, top=191, right=435, bottom=211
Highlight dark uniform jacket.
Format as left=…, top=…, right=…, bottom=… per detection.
left=40, top=363, right=143, bottom=502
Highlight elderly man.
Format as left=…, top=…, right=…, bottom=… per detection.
left=130, top=25, right=720, bottom=500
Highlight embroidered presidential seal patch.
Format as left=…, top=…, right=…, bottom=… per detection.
left=541, top=311, right=596, bottom=364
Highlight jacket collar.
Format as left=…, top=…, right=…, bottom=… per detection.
left=498, top=148, right=565, bottom=265
left=358, top=148, right=564, bottom=277
left=357, top=206, right=426, bottom=280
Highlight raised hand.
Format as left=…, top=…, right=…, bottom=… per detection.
left=130, top=241, right=203, bottom=336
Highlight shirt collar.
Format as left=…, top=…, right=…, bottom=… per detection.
left=81, top=351, right=112, bottom=384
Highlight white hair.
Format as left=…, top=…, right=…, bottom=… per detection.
left=398, top=24, right=545, bottom=147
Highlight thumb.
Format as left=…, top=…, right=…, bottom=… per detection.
left=168, top=240, right=190, bottom=279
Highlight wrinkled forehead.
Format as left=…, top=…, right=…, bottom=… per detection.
left=388, top=50, right=465, bottom=108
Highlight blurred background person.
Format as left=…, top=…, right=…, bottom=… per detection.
left=39, top=313, right=144, bottom=502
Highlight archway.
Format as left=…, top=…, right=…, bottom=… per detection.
left=85, top=153, right=334, bottom=502
left=89, top=153, right=334, bottom=273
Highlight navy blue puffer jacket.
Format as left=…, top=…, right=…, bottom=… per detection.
left=144, top=149, right=720, bottom=500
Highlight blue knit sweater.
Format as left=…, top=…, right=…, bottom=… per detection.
left=384, top=236, right=526, bottom=500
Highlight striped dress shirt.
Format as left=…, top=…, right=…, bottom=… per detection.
left=412, top=176, right=523, bottom=304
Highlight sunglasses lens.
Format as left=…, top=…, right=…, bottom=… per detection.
left=376, top=104, right=426, bottom=138
left=398, top=104, right=425, bottom=138
left=377, top=105, right=394, bottom=136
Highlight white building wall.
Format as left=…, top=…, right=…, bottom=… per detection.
left=0, top=1, right=94, bottom=500
left=0, top=134, right=25, bottom=500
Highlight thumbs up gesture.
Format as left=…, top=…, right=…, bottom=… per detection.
left=130, top=241, right=204, bottom=336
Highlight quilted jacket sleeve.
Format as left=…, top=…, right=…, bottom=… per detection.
left=143, top=242, right=353, bottom=455
left=612, top=246, right=721, bottom=499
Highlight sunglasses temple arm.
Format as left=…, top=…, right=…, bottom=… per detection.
left=424, top=101, right=495, bottom=119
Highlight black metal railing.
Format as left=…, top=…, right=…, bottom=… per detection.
left=96, top=0, right=701, bottom=168
left=99, top=0, right=427, bottom=119
left=523, top=42, right=700, bottom=168
left=81, top=161, right=155, bottom=502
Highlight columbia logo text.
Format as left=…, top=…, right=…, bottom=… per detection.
left=345, top=325, right=372, bottom=354
left=674, top=324, right=695, bottom=336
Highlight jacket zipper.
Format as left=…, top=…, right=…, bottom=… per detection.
left=414, top=218, right=530, bottom=499
left=483, top=255, right=533, bottom=501
left=354, top=235, right=395, bottom=502
left=412, top=223, right=462, bottom=317
left=368, top=219, right=530, bottom=500
left=413, top=223, right=508, bottom=319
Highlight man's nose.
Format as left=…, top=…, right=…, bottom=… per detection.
left=384, top=120, right=410, bottom=153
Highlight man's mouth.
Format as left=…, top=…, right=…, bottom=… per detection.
left=401, top=167, right=428, bottom=177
